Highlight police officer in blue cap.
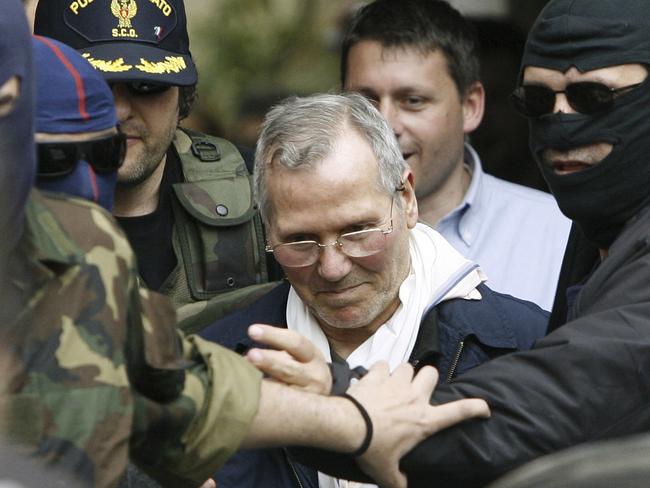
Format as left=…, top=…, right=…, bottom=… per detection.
left=34, top=0, right=280, bottom=322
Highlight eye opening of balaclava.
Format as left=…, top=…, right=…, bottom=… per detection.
left=33, top=35, right=119, bottom=211
left=520, top=0, right=650, bottom=249
left=0, top=0, right=34, bottom=263
left=0, top=76, right=22, bottom=118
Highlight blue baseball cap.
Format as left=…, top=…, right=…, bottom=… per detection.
left=34, top=0, right=197, bottom=86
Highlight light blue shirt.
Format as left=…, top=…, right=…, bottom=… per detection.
left=436, top=145, right=571, bottom=311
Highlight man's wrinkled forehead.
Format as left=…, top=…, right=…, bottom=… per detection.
left=0, top=0, right=31, bottom=85
left=521, top=0, right=650, bottom=73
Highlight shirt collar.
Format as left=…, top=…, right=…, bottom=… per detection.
left=439, top=143, right=485, bottom=247
left=462, top=143, right=484, bottom=209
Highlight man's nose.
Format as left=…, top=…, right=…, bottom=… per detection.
left=553, top=92, right=574, bottom=114
left=378, top=99, right=404, bottom=137
left=317, top=244, right=352, bottom=282
left=111, top=84, right=133, bottom=123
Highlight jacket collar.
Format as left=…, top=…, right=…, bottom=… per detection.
left=438, top=283, right=520, bottom=349
left=5, top=191, right=82, bottom=326
left=26, top=190, right=84, bottom=268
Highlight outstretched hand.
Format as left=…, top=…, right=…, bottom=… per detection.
left=246, top=324, right=332, bottom=394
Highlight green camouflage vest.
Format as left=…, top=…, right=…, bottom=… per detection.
left=160, top=128, right=278, bottom=333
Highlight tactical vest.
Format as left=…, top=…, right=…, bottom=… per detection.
left=160, top=128, right=278, bottom=332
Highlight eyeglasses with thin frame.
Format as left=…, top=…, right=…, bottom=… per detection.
left=266, top=187, right=404, bottom=268
left=37, top=131, right=127, bottom=178
left=510, top=81, right=644, bottom=117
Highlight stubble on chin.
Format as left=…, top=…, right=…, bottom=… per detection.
left=117, top=145, right=169, bottom=187
left=309, top=287, right=396, bottom=332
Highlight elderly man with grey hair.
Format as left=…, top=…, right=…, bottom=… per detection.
left=200, top=93, right=548, bottom=488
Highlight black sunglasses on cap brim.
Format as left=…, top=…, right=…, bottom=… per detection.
left=109, top=81, right=172, bottom=96
left=510, top=81, right=644, bottom=117
left=37, top=132, right=127, bottom=178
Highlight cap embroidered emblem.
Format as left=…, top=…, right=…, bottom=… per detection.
left=137, top=56, right=187, bottom=74
left=45, top=0, right=196, bottom=84
left=111, top=0, right=138, bottom=29
left=82, top=53, right=133, bottom=73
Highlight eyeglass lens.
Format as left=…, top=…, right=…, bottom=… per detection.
left=272, top=228, right=389, bottom=268
left=511, top=81, right=641, bottom=117
left=37, top=133, right=126, bottom=177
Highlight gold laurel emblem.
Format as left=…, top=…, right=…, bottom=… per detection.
left=111, top=0, right=138, bottom=29
left=82, top=53, right=133, bottom=73
left=136, top=57, right=187, bottom=74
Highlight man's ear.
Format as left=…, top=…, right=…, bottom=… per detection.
left=462, top=81, right=485, bottom=134
left=400, top=169, right=418, bottom=229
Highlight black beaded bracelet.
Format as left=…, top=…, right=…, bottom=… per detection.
left=341, top=393, right=373, bottom=457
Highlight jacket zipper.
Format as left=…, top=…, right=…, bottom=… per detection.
left=446, top=340, right=464, bottom=383
left=286, top=450, right=304, bottom=488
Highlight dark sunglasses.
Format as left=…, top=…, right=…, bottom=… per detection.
left=111, top=81, right=172, bottom=96
left=37, top=132, right=127, bottom=178
left=510, top=81, right=644, bottom=117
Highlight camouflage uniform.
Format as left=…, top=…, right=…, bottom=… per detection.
left=1, top=190, right=262, bottom=488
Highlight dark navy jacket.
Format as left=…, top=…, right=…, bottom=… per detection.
left=200, top=281, right=549, bottom=488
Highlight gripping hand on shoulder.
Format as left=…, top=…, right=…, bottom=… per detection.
left=246, top=324, right=332, bottom=394
left=350, top=362, right=490, bottom=488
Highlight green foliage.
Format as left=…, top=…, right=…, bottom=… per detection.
left=188, top=0, right=342, bottom=138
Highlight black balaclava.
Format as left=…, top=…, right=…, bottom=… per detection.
left=0, top=0, right=34, bottom=265
left=521, top=0, right=650, bottom=249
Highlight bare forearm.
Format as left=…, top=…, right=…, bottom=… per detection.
left=241, top=379, right=364, bottom=453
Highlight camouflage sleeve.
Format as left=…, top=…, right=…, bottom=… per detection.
left=104, top=196, right=264, bottom=485
left=129, top=286, right=262, bottom=486
left=173, top=334, right=263, bottom=479
left=25, top=193, right=262, bottom=486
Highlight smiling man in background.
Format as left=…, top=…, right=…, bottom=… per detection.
left=341, top=0, right=571, bottom=311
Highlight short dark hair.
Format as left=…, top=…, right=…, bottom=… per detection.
left=341, top=0, right=480, bottom=97
left=178, top=83, right=197, bottom=121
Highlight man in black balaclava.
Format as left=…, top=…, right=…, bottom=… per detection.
left=276, top=1, right=650, bottom=486
left=520, top=1, right=650, bottom=251
left=523, top=0, right=650, bottom=331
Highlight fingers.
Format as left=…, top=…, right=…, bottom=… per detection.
left=373, top=467, right=407, bottom=488
left=391, top=362, right=415, bottom=384
left=246, top=348, right=313, bottom=387
left=358, top=453, right=407, bottom=488
left=410, top=365, right=439, bottom=399
left=388, top=469, right=407, bottom=488
left=424, top=398, right=490, bottom=434
left=198, top=478, right=216, bottom=488
left=358, top=361, right=390, bottom=386
left=248, top=324, right=322, bottom=362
